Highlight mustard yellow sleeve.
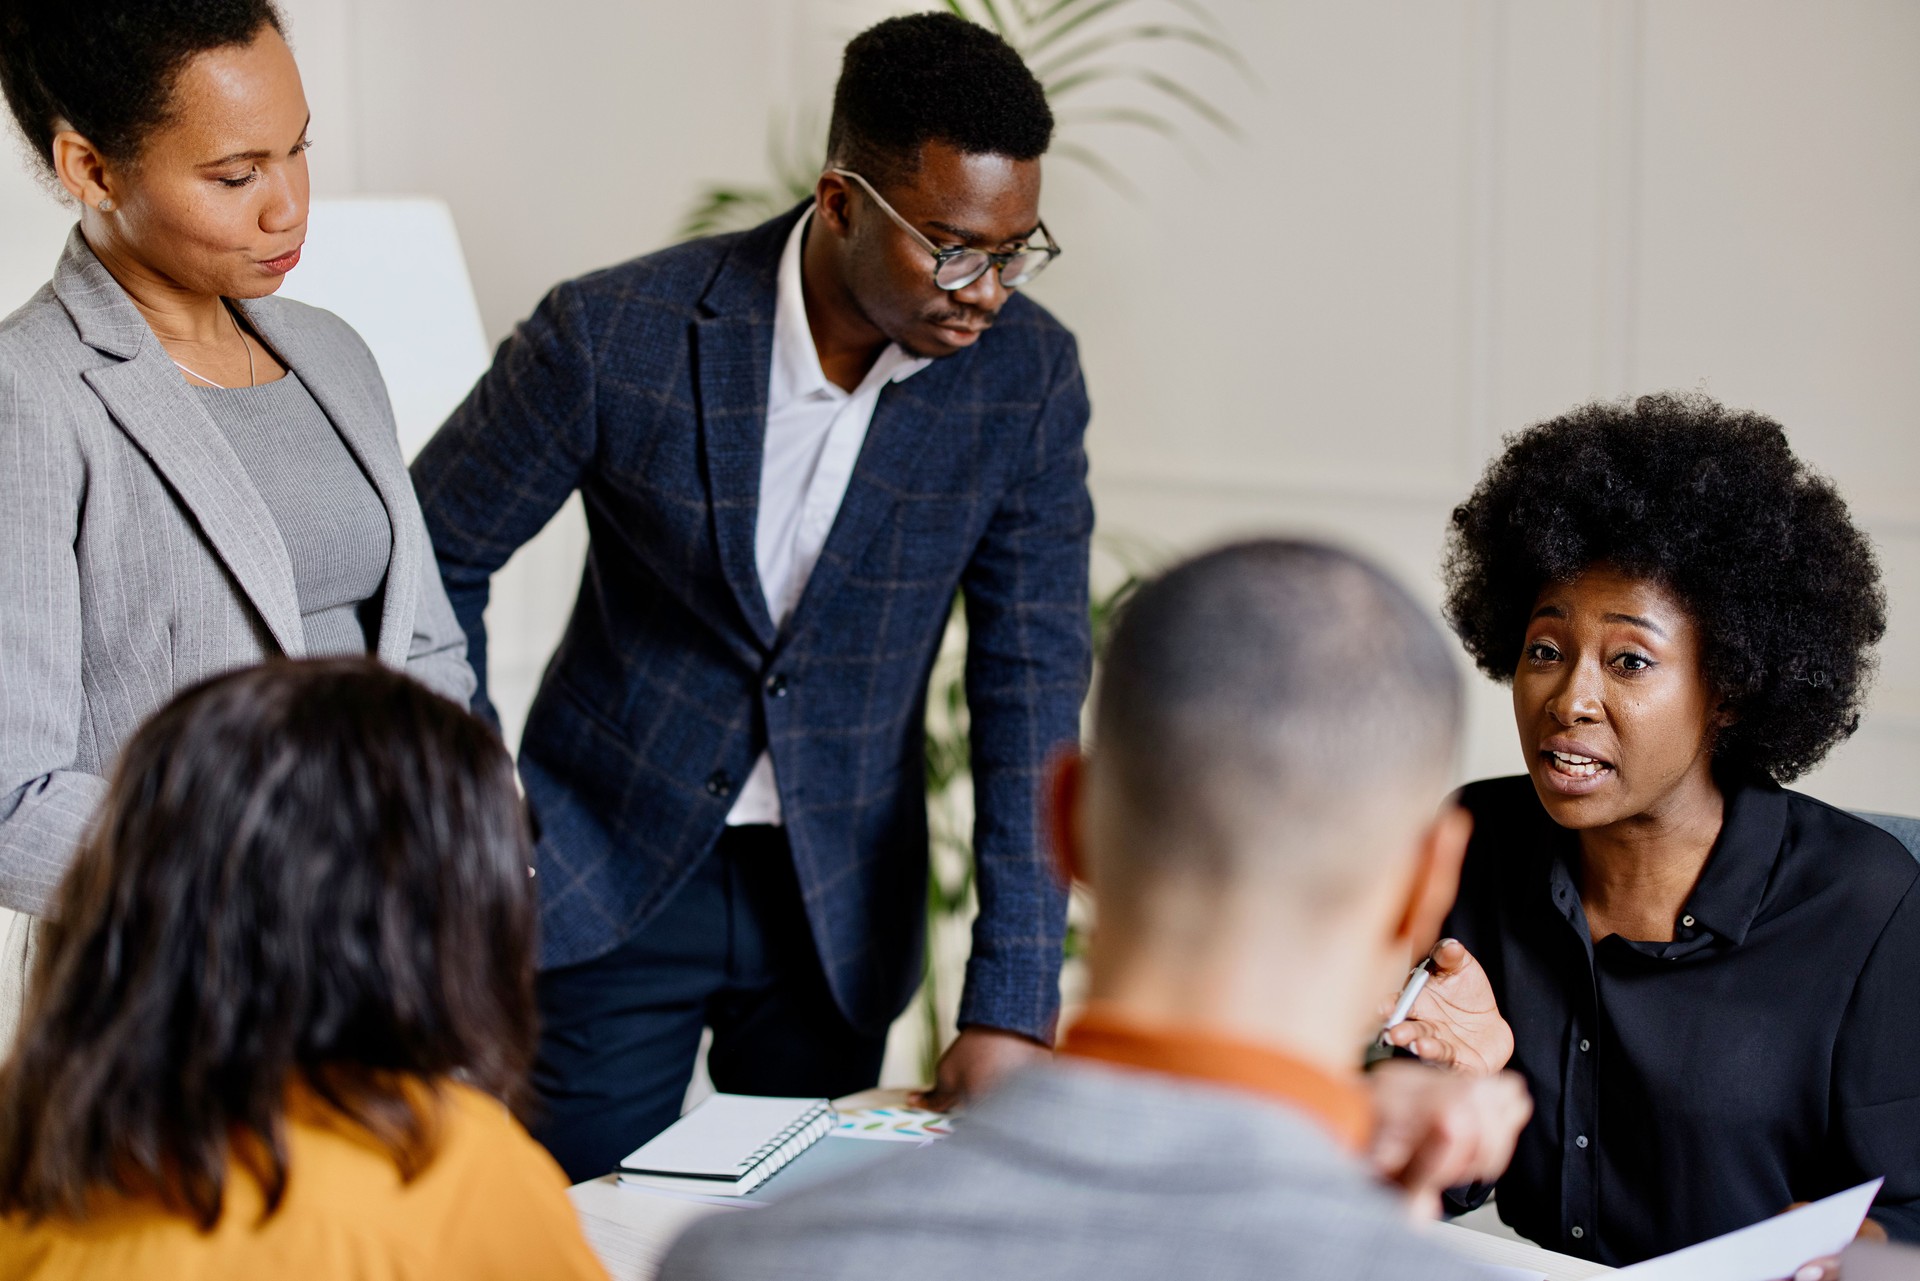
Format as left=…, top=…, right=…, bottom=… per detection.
left=434, top=1095, right=611, bottom=1281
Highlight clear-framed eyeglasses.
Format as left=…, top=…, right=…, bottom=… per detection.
left=828, top=168, right=1062, bottom=292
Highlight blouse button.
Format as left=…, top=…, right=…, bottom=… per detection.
left=1579, top=1039, right=1590, bottom=1052
left=1571, top=1226, right=1585, bottom=1240
left=1576, top=1134, right=1589, bottom=1148
left=1681, top=913, right=1696, bottom=928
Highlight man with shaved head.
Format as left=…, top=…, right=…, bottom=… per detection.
left=663, top=538, right=1531, bottom=1281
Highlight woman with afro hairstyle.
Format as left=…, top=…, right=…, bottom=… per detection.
left=1381, top=393, right=1918, bottom=1270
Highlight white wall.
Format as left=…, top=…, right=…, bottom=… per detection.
left=6, top=1, right=1908, bottom=806
left=258, top=0, right=1917, bottom=811
left=1031, top=0, right=1920, bottom=810
left=0, top=4, right=1914, bottom=1006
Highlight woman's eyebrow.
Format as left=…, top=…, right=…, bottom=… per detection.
left=1604, top=611, right=1669, bottom=638
left=199, top=114, right=312, bottom=167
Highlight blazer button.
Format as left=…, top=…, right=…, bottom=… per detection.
left=705, top=770, right=733, bottom=798
left=766, top=673, right=789, bottom=698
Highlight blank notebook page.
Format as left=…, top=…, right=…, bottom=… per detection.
left=619, top=1095, right=830, bottom=1178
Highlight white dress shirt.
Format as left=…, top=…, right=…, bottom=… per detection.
left=726, top=208, right=932, bottom=825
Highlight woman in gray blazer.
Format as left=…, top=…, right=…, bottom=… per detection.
left=0, top=1, right=474, bottom=915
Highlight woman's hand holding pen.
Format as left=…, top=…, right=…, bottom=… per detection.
left=1380, top=939, right=1513, bottom=1074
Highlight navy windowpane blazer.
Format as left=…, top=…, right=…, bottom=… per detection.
left=410, top=206, right=1092, bottom=1041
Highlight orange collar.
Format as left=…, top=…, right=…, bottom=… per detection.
left=1058, top=1003, right=1370, bottom=1152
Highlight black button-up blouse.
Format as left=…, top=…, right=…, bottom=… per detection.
left=1443, top=775, right=1920, bottom=1266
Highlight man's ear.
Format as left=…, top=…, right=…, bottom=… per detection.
left=812, top=170, right=855, bottom=236
left=1390, top=801, right=1473, bottom=955
left=1045, top=749, right=1088, bottom=890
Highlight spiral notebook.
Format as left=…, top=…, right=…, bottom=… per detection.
left=615, top=1094, right=835, bottom=1197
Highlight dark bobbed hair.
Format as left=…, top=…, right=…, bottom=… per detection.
left=1444, top=392, right=1886, bottom=784
left=0, top=659, right=537, bottom=1229
left=1095, top=539, right=1462, bottom=884
left=826, top=11, right=1053, bottom=188
left=0, top=0, right=283, bottom=178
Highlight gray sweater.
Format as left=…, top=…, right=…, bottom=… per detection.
left=660, top=1061, right=1490, bottom=1281
left=197, top=371, right=391, bottom=655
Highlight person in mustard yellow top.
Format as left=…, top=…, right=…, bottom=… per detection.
left=0, top=659, right=607, bottom=1280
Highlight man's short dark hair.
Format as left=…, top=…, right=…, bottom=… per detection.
left=826, top=11, right=1053, bottom=188
left=1094, top=540, right=1462, bottom=886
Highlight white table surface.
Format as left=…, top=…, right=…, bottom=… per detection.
left=568, top=1176, right=737, bottom=1281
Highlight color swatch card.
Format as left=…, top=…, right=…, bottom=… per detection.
left=833, top=1105, right=955, bottom=1142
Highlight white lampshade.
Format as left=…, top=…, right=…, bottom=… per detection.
left=275, top=196, right=490, bottom=460
left=280, top=197, right=586, bottom=753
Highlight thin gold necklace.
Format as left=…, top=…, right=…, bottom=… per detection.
left=171, top=301, right=257, bottom=388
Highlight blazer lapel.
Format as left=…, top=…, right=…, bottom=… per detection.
left=239, top=299, right=420, bottom=668
left=82, top=355, right=307, bottom=657
left=693, top=213, right=801, bottom=651
left=55, top=233, right=306, bottom=657
left=779, top=373, right=945, bottom=645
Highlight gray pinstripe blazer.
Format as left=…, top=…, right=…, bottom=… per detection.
left=0, top=229, right=474, bottom=914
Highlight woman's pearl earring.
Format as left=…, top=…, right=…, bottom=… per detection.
left=97, top=198, right=115, bottom=212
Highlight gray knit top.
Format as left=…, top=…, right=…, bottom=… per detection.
left=195, top=371, right=391, bottom=655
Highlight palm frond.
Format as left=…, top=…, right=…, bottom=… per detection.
left=675, top=186, right=782, bottom=240
left=1032, top=23, right=1252, bottom=83
left=1023, top=0, right=1135, bottom=55
left=946, top=0, right=1015, bottom=38
left=1051, top=139, right=1139, bottom=195
left=1025, top=0, right=1132, bottom=36
left=1028, top=0, right=1225, bottom=39
left=1127, top=66, right=1244, bottom=137
left=1046, top=63, right=1241, bottom=137
left=1055, top=105, right=1180, bottom=138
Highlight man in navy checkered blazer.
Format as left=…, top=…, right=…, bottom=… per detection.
left=411, top=14, right=1092, bottom=1181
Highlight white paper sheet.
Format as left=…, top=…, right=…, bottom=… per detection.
left=568, top=1177, right=738, bottom=1281
left=1611, top=1179, right=1883, bottom=1281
